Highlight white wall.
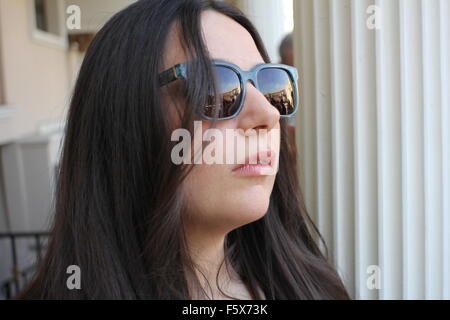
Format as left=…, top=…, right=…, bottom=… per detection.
left=231, top=0, right=293, bottom=63
left=294, top=0, right=450, bottom=300
left=0, top=0, right=71, bottom=145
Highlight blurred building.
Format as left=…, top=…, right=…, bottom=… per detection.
left=0, top=0, right=136, bottom=299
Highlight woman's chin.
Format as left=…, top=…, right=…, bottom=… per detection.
left=223, top=196, right=270, bottom=229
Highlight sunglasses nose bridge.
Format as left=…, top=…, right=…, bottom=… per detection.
left=243, top=80, right=260, bottom=96
left=239, top=70, right=258, bottom=89
left=245, top=79, right=257, bottom=91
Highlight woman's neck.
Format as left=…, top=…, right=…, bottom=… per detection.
left=184, top=224, right=253, bottom=299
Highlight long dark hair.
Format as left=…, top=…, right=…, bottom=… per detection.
left=18, top=0, right=350, bottom=299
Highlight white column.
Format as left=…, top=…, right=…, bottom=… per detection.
left=293, top=0, right=450, bottom=300
left=232, top=0, right=293, bottom=63
left=422, top=0, right=443, bottom=300
left=375, top=0, right=402, bottom=299
left=400, top=0, right=425, bottom=300
left=329, top=0, right=355, bottom=298
left=440, top=0, right=450, bottom=301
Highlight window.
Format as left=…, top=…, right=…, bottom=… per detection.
left=34, top=0, right=61, bottom=36
left=29, top=0, right=67, bottom=48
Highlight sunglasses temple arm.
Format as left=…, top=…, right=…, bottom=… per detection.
left=158, top=64, right=186, bottom=87
left=158, top=67, right=176, bottom=87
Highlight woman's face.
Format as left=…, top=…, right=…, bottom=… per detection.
left=162, top=10, right=281, bottom=235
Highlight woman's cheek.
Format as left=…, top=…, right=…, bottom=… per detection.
left=183, top=163, right=274, bottom=231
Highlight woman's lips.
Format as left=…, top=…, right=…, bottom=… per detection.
left=231, top=150, right=276, bottom=176
left=232, top=163, right=274, bottom=176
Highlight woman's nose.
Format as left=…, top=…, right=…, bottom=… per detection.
left=236, top=82, right=281, bottom=132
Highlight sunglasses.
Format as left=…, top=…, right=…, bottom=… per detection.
left=158, top=60, right=299, bottom=121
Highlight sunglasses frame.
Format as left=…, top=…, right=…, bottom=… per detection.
left=159, top=59, right=300, bottom=121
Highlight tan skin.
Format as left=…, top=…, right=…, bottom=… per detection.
left=161, top=10, right=281, bottom=299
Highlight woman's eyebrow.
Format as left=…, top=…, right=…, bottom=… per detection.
left=210, top=57, right=234, bottom=64
left=210, top=57, right=265, bottom=70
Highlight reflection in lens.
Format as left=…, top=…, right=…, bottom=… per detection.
left=204, top=66, right=241, bottom=118
left=257, top=68, right=295, bottom=116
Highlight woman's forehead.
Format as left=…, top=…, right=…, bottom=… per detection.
left=161, top=10, right=264, bottom=72
left=200, top=10, right=264, bottom=70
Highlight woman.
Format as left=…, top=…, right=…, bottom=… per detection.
left=18, top=0, right=350, bottom=299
